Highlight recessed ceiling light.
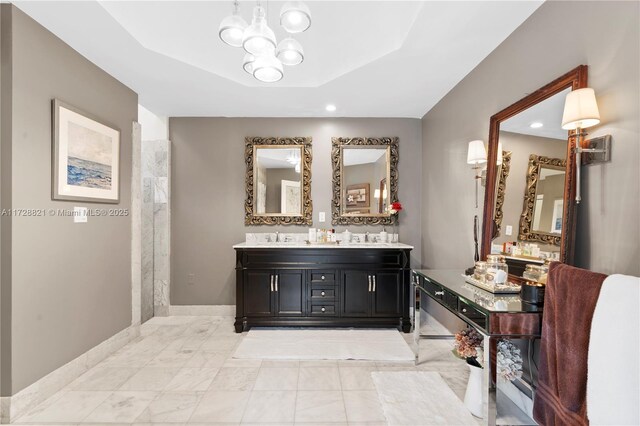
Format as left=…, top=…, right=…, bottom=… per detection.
left=530, top=122, right=544, bottom=128
left=326, top=104, right=336, bottom=112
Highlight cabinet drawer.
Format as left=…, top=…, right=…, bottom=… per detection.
left=310, top=288, right=336, bottom=300
left=443, top=290, right=459, bottom=311
left=311, top=271, right=336, bottom=283
left=421, top=277, right=443, bottom=300
left=310, top=303, right=337, bottom=316
left=458, top=300, right=487, bottom=330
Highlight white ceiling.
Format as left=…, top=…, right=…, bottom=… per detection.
left=15, top=1, right=543, bottom=118
left=501, top=87, right=571, bottom=140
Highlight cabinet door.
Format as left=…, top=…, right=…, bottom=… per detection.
left=244, top=270, right=275, bottom=316
left=275, top=270, right=305, bottom=316
left=342, top=270, right=372, bottom=317
left=371, top=271, right=402, bottom=317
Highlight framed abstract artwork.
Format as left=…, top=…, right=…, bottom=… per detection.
left=52, top=99, right=120, bottom=203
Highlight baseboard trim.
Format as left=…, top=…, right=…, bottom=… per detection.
left=168, top=305, right=235, bottom=316
left=1, top=324, right=140, bottom=424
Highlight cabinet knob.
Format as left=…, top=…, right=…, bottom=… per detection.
left=321, top=291, right=326, bottom=296
left=462, top=308, right=467, bottom=313
left=435, top=291, right=444, bottom=296
left=321, top=307, right=326, bottom=312
left=321, top=275, right=325, bottom=280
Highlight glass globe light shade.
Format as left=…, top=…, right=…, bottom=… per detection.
left=253, top=54, right=284, bottom=83
left=219, top=13, right=248, bottom=47
left=243, top=53, right=256, bottom=75
left=276, top=38, right=304, bottom=66
left=280, top=1, right=311, bottom=33
left=243, top=6, right=277, bottom=55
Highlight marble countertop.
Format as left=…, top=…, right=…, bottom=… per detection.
left=233, top=241, right=414, bottom=249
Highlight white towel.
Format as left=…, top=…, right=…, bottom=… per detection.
left=587, top=274, right=640, bottom=425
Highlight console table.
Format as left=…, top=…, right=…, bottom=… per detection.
left=234, top=243, right=413, bottom=333
left=412, top=269, right=543, bottom=425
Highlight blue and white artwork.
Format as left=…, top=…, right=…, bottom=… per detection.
left=53, top=100, right=120, bottom=203
left=66, top=122, right=112, bottom=190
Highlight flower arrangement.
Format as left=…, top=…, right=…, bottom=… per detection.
left=387, top=201, right=403, bottom=214
left=453, top=328, right=484, bottom=367
left=496, top=339, right=523, bottom=382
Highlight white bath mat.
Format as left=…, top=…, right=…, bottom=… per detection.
left=232, top=329, right=414, bottom=361
left=372, top=371, right=478, bottom=425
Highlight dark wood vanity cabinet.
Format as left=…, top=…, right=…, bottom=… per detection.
left=235, top=247, right=412, bottom=333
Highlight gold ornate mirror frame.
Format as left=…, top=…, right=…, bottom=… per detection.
left=244, top=137, right=312, bottom=225
left=518, top=154, right=566, bottom=246
left=492, top=151, right=512, bottom=239
left=331, top=137, right=399, bottom=226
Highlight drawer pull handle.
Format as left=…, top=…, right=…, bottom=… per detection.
left=270, top=275, right=274, bottom=292
left=321, top=291, right=326, bottom=296
left=435, top=291, right=444, bottom=296
left=462, top=308, right=467, bottom=313
left=372, top=276, right=376, bottom=292
left=321, top=275, right=326, bottom=280
left=321, top=307, right=326, bottom=312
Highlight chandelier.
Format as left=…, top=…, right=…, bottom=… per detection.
left=219, top=0, right=311, bottom=83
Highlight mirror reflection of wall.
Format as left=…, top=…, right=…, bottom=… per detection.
left=342, top=148, right=388, bottom=215
left=493, top=87, right=571, bottom=254
left=255, top=147, right=302, bottom=215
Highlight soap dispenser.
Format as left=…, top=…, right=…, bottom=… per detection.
left=343, top=229, right=352, bottom=243
left=380, top=227, right=388, bottom=243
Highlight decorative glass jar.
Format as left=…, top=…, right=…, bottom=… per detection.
left=485, top=254, right=509, bottom=285
left=473, top=261, right=487, bottom=283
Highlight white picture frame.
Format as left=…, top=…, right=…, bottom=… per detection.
left=52, top=99, right=120, bottom=203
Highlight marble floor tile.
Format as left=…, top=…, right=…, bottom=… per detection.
left=119, top=367, right=181, bottom=391
left=298, top=367, right=341, bottom=390
left=184, top=351, right=228, bottom=368
left=299, top=360, right=338, bottom=368
left=261, top=359, right=300, bottom=368
left=222, top=358, right=263, bottom=368
left=208, top=367, right=259, bottom=391
left=342, top=391, right=386, bottom=423
left=69, top=366, right=139, bottom=391
left=338, top=367, right=376, bottom=390
left=188, top=390, right=250, bottom=423
left=241, top=390, right=296, bottom=423
left=147, top=348, right=197, bottom=368
left=253, top=367, right=299, bottom=390
left=16, top=391, right=112, bottom=423
left=135, top=392, right=201, bottom=423
left=164, top=368, right=220, bottom=392
left=294, top=391, right=346, bottom=423
left=83, top=391, right=157, bottom=423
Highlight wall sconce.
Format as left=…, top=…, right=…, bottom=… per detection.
left=467, top=140, right=487, bottom=208
left=374, top=189, right=380, bottom=199
left=561, top=88, right=612, bottom=203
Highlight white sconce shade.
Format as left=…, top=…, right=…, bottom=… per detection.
left=280, top=1, right=311, bottom=33
left=243, top=6, right=276, bottom=56
left=467, top=140, right=487, bottom=165
left=295, top=163, right=301, bottom=173
left=374, top=189, right=381, bottom=199
left=219, top=5, right=248, bottom=47
left=276, top=38, right=304, bottom=66
left=496, top=141, right=503, bottom=166
left=253, top=54, right=284, bottom=83
left=561, top=88, right=601, bottom=130
left=242, top=53, right=256, bottom=75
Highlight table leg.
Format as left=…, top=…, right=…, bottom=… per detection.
left=482, top=333, right=497, bottom=425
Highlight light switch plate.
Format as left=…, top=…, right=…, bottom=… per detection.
left=505, top=225, right=513, bottom=236
left=74, top=207, right=87, bottom=223
left=319, top=212, right=326, bottom=223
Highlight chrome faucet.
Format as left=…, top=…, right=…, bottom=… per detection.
left=275, top=231, right=280, bottom=243
left=365, top=232, right=370, bottom=242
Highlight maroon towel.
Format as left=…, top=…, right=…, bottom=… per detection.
left=533, top=262, right=607, bottom=426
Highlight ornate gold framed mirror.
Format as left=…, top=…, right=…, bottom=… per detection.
left=331, top=137, right=398, bottom=225
left=519, top=154, right=567, bottom=246
left=244, top=137, right=312, bottom=225
left=481, top=65, right=587, bottom=264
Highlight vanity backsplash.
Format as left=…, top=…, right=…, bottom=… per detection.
left=245, top=231, right=399, bottom=244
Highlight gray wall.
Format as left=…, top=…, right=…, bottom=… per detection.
left=170, top=118, right=422, bottom=305
left=0, top=6, right=137, bottom=394
left=421, top=1, right=639, bottom=276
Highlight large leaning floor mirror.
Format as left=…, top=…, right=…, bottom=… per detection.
left=245, top=137, right=312, bottom=225
left=482, top=65, right=587, bottom=278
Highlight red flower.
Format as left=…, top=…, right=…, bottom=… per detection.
left=391, top=202, right=403, bottom=212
